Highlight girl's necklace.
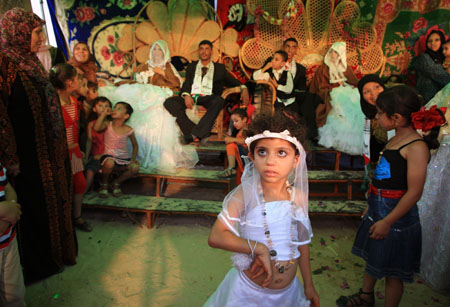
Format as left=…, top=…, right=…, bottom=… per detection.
left=258, top=183, right=297, bottom=274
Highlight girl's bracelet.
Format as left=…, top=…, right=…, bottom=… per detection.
left=247, top=238, right=258, bottom=258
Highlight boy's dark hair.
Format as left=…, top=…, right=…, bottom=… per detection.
left=376, top=85, right=441, bottom=149
left=198, top=40, right=213, bottom=48
left=283, top=37, right=298, bottom=46
left=87, top=81, right=98, bottom=90
left=115, top=101, right=134, bottom=121
left=247, top=111, right=307, bottom=155
left=92, top=96, right=112, bottom=108
left=443, top=39, right=450, bottom=46
left=231, top=108, right=248, bottom=120
left=274, top=50, right=288, bottom=62
left=49, top=63, right=77, bottom=90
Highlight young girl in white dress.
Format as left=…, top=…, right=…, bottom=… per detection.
left=99, top=40, right=198, bottom=173
left=205, top=112, right=319, bottom=307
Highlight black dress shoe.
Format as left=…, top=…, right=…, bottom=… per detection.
left=180, top=134, right=194, bottom=145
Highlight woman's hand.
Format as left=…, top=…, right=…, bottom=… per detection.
left=153, top=67, right=165, bottom=77
left=305, top=285, right=320, bottom=307
left=369, top=219, right=391, bottom=240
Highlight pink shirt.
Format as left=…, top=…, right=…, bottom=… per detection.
left=104, top=122, right=134, bottom=164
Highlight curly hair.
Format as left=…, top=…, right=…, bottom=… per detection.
left=246, top=111, right=307, bottom=154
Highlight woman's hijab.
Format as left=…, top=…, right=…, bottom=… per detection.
left=425, top=30, right=446, bottom=64
left=147, top=40, right=171, bottom=68
left=324, top=41, right=347, bottom=84
left=67, top=42, right=98, bottom=83
left=358, top=74, right=385, bottom=119
left=0, top=7, right=47, bottom=83
left=0, top=7, right=63, bottom=135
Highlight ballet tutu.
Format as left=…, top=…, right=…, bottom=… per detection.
left=204, top=267, right=310, bottom=307
left=318, top=85, right=364, bottom=155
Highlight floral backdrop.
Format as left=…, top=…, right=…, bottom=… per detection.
left=56, top=0, right=450, bottom=79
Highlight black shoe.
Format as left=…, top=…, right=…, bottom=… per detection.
left=199, top=136, right=210, bottom=146
left=180, top=134, right=194, bottom=145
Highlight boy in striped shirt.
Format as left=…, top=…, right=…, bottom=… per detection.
left=0, top=162, right=25, bottom=306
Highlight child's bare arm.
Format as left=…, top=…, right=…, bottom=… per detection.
left=298, top=244, right=320, bottom=306
left=128, top=132, right=139, bottom=162
left=208, top=217, right=273, bottom=287
left=370, top=141, right=429, bottom=240
left=93, top=109, right=110, bottom=132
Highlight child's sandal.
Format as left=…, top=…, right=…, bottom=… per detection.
left=74, top=216, right=93, bottom=232
left=112, top=183, right=123, bottom=197
left=336, top=288, right=374, bottom=307
left=99, top=183, right=109, bottom=198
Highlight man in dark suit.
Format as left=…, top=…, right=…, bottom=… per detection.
left=164, top=40, right=249, bottom=145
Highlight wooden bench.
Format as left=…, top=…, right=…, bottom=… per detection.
left=83, top=192, right=367, bottom=229
left=308, top=170, right=365, bottom=199
left=137, top=168, right=233, bottom=197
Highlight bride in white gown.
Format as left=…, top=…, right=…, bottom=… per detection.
left=99, top=40, right=198, bottom=173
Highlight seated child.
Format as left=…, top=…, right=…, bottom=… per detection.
left=0, top=162, right=25, bottom=306
left=218, top=109, right=248, bottom=183
left=253, top=50, right=295, bottom=112
left=84, top=97, right=112, bottom=193
left=50, top=63, right=91, bottom=232
left=94, top=101, right=140, bottom=197
left=442, top=39, right=450, bottom=73
left=206, top=112, right=319, bottom=306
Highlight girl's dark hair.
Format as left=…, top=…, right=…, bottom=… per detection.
left=274, top=50, right=288, bottom=62
left=231, top=108, right=248, bottom=120
left=115, top=101, right=133, bottom=121
left=376, top=86, right=440, bottom=149
left=247, top=111, right=307, bottom=155
left=49, top=63, right=77, bottom=90
left=87, top=96, right=112, bottom=122
left=376, top=86, right=421, bottom=125
left=423, top=108, right=446, bottom=150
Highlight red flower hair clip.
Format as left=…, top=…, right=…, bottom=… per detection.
left=411, top=106, right=447, bottom=132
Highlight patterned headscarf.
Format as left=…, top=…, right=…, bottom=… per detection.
left=0, top=8, right=64, bottom=136
left=67, top=42, right=98, bottom=83
left=0, top=7, right=47, bottom=82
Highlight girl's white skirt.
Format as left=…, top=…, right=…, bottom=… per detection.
left=204, top=268, right=310, bottom=307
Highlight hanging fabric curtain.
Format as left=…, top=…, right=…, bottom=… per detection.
left=46, top=0, right=69, bottom=60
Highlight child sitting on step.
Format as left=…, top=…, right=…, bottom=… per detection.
left=94, top=101, right=139, bottom=197
left=218, top=108, right=248, bottom=183
left=84, top=97, right=112, bottom=193
left=205, top=112, right=319, bottom=307
left=252, top=50, right=294, bottom=112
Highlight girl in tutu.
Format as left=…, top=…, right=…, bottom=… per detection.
left=310, top=42, right=363, bottom=155
left=337, top=86, right=433, bottom=307
left=205, top=112, right=319, bottom=307
left=99, top=40, right=198, bottom=173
